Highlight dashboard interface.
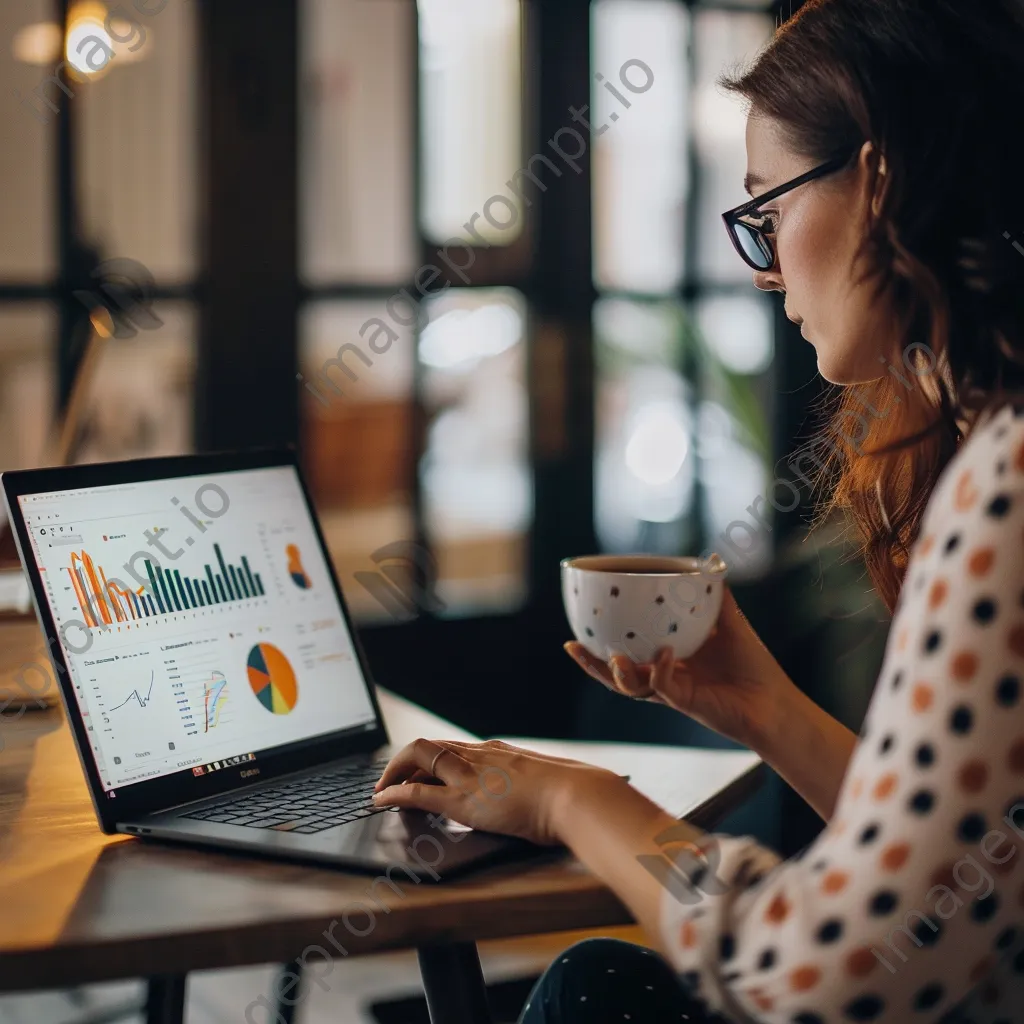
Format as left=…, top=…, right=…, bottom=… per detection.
left=18, top=466, right=377, bottom=794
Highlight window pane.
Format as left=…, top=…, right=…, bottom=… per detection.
left=419, top=288, right=530, bottom=615
left=693, top=8, right=774, bottom=284
left=694, top=292, right=773, bottom=578
left=418, top=0, right=524, bottom=247
left=73, top=301, right=196, bottom=463
left=2, top=1, right=56, bottom=279
left=0, top=305, right=57, bottom=470
left=592, top=0, right=689, bottom=294
left=75, top=0, right=198, bottom=282
left=299, top=301, right=415, bottom=624
left=301, top=0, right=417, bottom=284
left=594, top=297, right=697, bottom=553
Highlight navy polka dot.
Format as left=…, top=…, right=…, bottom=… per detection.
left=949, top=706, right=974, bottom=735
left=987, top=494, right=1012, bottom=517
left=915, top=742, right=936, bottom=768
left=756, top=948, right=777, bottom=971
left=923, top=630, right=943, bottom=654
left=970, top=893, right=999, bottom=923
left=908, top=789, right=936, bottom=815
left=912, top=918, right=942, bottom=946
left=817, top=919, right=844, bottom=944
left=944, top=533, right=961, bottom=555
left=879, top=733, right=896, bottom=755
left=996, top=674, right=1020, bottom=706
left=996, top=926, right=1017, bottom=950
left=957, top=813, right=987, bottom=842
left=912, top=982, right=944, bottom=1011
left=972, top=597, right=997, bottom=624
left=858, top=823, right=881, bottom=845
left=869, top=890, right=899, bottom=916
left=719, top=934, right=736, bottom=961
left=843, top=994, right=885, bottom=1020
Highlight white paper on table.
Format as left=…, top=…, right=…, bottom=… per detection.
left=492, top=736, right=761, bottom=820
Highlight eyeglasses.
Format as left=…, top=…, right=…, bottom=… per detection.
left=721, top=152, right=857, bottom=271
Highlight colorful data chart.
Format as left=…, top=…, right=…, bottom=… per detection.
left=286, top=544, right=312, bottom=590
left=204, top=671, right=229, bottom=732
left=246, top=643, right=298, bottom=715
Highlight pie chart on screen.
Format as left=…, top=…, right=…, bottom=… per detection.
left=247, top=643, right=298, bottom=714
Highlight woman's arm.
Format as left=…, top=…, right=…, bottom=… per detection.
left=751, top=679, right=859, bottom=821
left=569, top=583, right=861, bottom=821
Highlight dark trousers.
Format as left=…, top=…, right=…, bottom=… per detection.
left=517, top=938, right=729, bottom=1024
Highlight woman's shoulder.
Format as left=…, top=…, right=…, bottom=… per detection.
left=917, top=400, right=1024, bottom=544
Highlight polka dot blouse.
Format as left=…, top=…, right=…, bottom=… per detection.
left=658, top=401, right=1024, bottom=1023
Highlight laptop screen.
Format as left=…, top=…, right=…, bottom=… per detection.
left=17, top=465, right=378, bottom=795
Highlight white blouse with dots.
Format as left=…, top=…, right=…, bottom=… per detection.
left=659, top=401, right=1024, bottom=1024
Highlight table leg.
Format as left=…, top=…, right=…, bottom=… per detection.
left=417, top=942, right=493, bottom=1024
left=271, top=960, right=305, bottom=1024
left=145, top=974, right=187, bottom=1024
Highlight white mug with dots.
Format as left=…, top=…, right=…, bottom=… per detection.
left=560, top=552, right=728, bottom=664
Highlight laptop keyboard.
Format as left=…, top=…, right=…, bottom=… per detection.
left=181, top=758, right=394, bottom=834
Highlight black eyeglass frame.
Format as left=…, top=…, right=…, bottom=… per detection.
left=721, top=151, right=858, bottom=271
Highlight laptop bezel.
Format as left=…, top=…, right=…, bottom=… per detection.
left=1, top=446, right=390, bottom=833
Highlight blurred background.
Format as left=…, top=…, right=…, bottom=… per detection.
left=0, top=0, right=893, bottom=1019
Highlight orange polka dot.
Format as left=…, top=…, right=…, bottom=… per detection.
left=846, top=947, right=878, bottom=978
left=968, top=547, right=995, bottom=577
left=928, top=579, right=949, bottom=610
left=766, top=892, right=790, bottom=924
left=897, top=628, right=909, bottom=652
left=832, top=819, right=848, bottom=836
left=822, top=870, right=849, bottom=894
left=745, top=988, right=774, bottom=1012
left=950, top=650, right=979, bottom=683
left=912, top=684, right=934, bottom=712
left=850, top=777, right=864, bottom=800
left=958, top=759, right=989, bottom=793
left=1008, top=739, right=1024, bottom=774
left=881, top=843, right=910, bottom=872
left=955, top=470, right=979, bottom=511
left=981, top=981, right=1001, bottom=1006
left=790, top=965, right=821, bottom=992
left=931, top=864, right=958, bottom=892
left=873, top=774, right=898, bottom=801
left=1015, top=438, right=1024, bottom=472
left=919, top=534, right=935, bottom=556
left=969, top=955, right=996, bottom=985
left=993, top=854, right=1017, bottom=877
left=680, top=919, right=697, bottom=948
left=1009, top=624, right=1024, bottom=658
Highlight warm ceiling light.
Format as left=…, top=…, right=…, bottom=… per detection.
left=65, top=1, right=113, bottom=79
left=12, top=22, right=62, bottom=65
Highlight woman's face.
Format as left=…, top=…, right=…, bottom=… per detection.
left=743, top=115, right=899, bottom=385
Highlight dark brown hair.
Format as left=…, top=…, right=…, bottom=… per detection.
left=719, top=0, right=1024, bottom=614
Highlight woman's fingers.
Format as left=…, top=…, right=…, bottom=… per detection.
left=373, top=778, right=460, bottom=815
left=563, top=642, right=616, bottom=689
left=374, top=737, right=472, bottom=792
left=609, top=654, right=656, bottom=698
left=648, top=645, right=675, bottom=696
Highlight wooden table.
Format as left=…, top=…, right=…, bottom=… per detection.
left=0, top=623, right=763, bottom=1024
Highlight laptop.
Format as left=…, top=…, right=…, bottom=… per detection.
left=1, top=447, right=532, bottom=879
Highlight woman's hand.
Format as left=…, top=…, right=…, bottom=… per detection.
left=565, top=584, right=797, bottom=751
left=372, top=737, right=628, bottom=846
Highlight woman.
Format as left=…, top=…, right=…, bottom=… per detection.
left=373, top=0, right=1024, bottom=1019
